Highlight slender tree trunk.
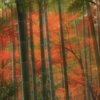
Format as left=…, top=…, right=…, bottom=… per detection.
left=59, top=42, right=64, bottom=88
left=82, top=5, right=90, bottom=100
left=10, top=40, right=16, bottom=99
left=72, top=8, right=86, bottom=100
left=58, top=0, right=69, bottom=100
left=73, top=12, right=81, bottom=56
left=15, top=0, right=31, bottom=100
left=85, top=1, right=100, bottom=95
left=87, top=27, right=92, bottom=100
left=43, top=0, right=55, bottom=100
left=38, top=1, right=47, bottom=100
left=10, top=4, right=17, bottom=100
left=29, top=4, right=37, bottom=100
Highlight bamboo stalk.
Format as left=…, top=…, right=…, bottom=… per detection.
left=29, top=3, right=37, bottom=99
left=58, top=0, right=69, bottom=99
left=43, top=0, right=55, bottom=100
left=15, top=0, right=31, bottom=99
left=38, top=1, right=46, bottom=100
left=85, top=1, right=100, bottom=95
left=82, top=5, right=90, bottom=100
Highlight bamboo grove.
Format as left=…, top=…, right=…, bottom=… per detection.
left=0, top=0, right=100, bottom=100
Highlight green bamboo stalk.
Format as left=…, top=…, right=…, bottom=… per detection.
left=29, top=4, right=37, bottom=100
left=10, top=3, right=15, bottom=87
left=58, top=0, right=69, bottom=100
left=38, top=1, right=46, bottom=100
left=72, top=7, right=86, bottom=100
left=10, top=40, right=16, bottom=99
left=82, top=5, right=90, bottom=100
left=15, top=0, right=31, bottom=100
left=73, top=12, right=86, bottom=100
left=85, top=0, right=100, bottom=94
left=59, top=42, right=64, bottom=88
left=43, top=0, right=55, bottom=100
left=73, top=13, right=81, bottom=56
left=9, top=4, right=17, bottom=100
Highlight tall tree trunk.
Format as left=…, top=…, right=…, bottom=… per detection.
left=72, top=7, right=86, bottom=100
left=85, top=1, right=100, bottom=95
left=29, top=3, right=37, bottom=100
left=87, top=27, right=92, bottom=100
left=38, top=1, right=46, bottom=100
left=59, top=42, right=64, bottom=88
left=10, top=40, right=16, bottom=99
left=15, top=0, right=31, bottom=100
left=58, top=0, right=69, bottom=100
left=10, top=4, right=17, bottom=100
left=82, top=5, right=90, bottom=100
left=73, top=12, right=81, bottom=57
left=43, top=0, right=55, bottom=100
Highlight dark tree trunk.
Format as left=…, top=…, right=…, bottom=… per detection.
left=58, top=0, right=69, bottom=100
left=15, top=0, right=31, bottom=100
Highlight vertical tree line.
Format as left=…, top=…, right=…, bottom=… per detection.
left=58, top=0, right=69, bottom=99
left=16, top=0, right=31, bottom=100
left=43, top=0, right=55, bottom=100
left=38, top=1, right=47, bottom=100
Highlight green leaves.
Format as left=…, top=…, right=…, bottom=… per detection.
left=68, top=0, right=84, bottom=12
left=67, top=0, right=93, bottom=12
left=0, top=81, right=16, bottom=100
left=16, top=0, right=33, bottom=13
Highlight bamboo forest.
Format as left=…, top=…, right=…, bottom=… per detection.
left=1, top=0, right=100, bottom=100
